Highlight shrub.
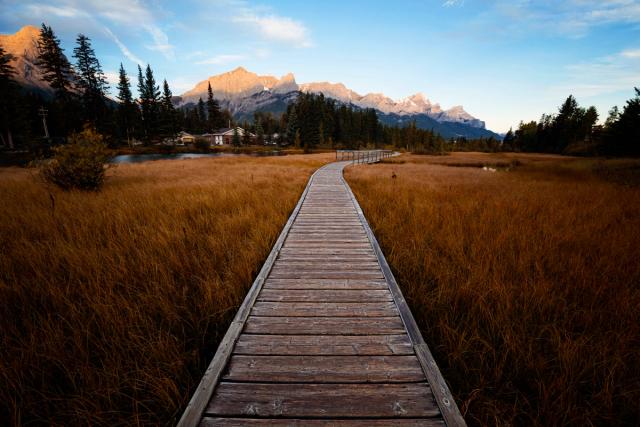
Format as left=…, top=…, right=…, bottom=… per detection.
left=194, top=137, right=211, bottom=152
left=40, top=127, right=111, bottom=190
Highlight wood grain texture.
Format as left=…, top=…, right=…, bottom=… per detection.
left=244, top=316, right=407, bottom=335
left=181, top=159, right=460, bottom=427
left=233, top=334, right=414, bottom=356
left=224, top=355, right=426, bottom=383
left=205, top=383, right=440, bottom=418
left=200, top=418, right=445, bottom=426
left=257, top=289, right=393, bottom=302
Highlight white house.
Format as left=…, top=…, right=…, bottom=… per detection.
left=208, top=127, right=254, bottom=145
left=177, top=131, right=195, bottom=144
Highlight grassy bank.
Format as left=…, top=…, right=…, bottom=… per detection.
left=0, top=153, right=332, bottom=425
left=345, top=152, right=640, bottom=426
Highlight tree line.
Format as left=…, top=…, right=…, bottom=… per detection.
left=0, top=23, right=235, bottom=148
left=459, top=92, right=639, bottom=157
left=0, top=22, right=450, bottom=154
left=1, top=23, right=638, bottom=156
left=275, top=92, right=447, bottom=152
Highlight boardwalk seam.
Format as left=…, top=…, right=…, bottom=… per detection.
left=176, top=163, right=330, bottom=427
left=340, top=164, right=467, bottom=427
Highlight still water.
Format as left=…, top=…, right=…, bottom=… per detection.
left=111, top=151, right=283, bottom=164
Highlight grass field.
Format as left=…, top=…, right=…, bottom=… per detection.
left=345, top=152, right=640, bottom=426
left=0, top=153, right=332, bottom=426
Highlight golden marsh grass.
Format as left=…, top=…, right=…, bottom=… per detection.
left=0, top=153, right=332, bottom=425
left=345, top=152, right=640, bottom=426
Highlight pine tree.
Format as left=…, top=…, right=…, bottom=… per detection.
left=285, top=106, right=298, bottom=145
left=116, top=63, right=137, bottom=144
left=138, top=64, right=160, bottom=141
left=73, top=34, right=108, bottom=124
left=137, top=65, right=145, bottom=100
left=0, top=46, right=18, bottom=148
left=232, top=127, right=241, bottom=146
left=136, top=65, right=146, bottom=139
left=160, top=79, right=177, bottom=138
left=242, top=123, right=252, bottom=145
left=255, top=119, right=265, bottom=145
left=197, top=98, right=206, bottom=134
left=37, top=24, right=74, bottom=99
left=206, top=82, right=221, bottom=131
left=605, top=88, right=640, bottom=156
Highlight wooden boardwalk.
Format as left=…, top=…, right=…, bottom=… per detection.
left=179, top=160, right=465, bottom=426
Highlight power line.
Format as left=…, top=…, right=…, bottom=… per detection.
left=38, top=107, right=49, bottom=139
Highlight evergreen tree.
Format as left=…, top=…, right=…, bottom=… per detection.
left=0, top=46, right=18, bottom=148
left=255, top=119, right=265, bottom=145
left=285, top=106, right=298, bottom=145
left=242, top=125, right=252, bottom=145
left=37, top=24, right=74, bottom=99
left=206, top=82, right=221, bottom=131
left=197, top=98, right=206, bottom=133
left=605, top=88, right=640, bottom=156
left=138, top=64, right=160, bottom=141
left=73, top=34, right=108, bottom=125
left=160, top=79, right=177, bottom=138
left=116, top=63, right=137, bottom=144
left=137, top=65, right=145, bottom=100
left=232, top=127, right=241, bottom=146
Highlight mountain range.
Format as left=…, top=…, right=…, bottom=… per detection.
left=1, top=25, right=500, bottom=139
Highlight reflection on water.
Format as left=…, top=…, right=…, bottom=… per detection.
left=111, top=151, right=284, bottom=164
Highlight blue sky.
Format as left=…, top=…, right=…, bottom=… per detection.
left=1, top=0, right=639, bottom=132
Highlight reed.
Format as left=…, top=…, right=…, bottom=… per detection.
left=346, top=152, right=640, bottom=426
left=0, top=153, right=332, bottom=426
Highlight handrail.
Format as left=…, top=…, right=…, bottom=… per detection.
left=335, top=149, right=393, bottom=164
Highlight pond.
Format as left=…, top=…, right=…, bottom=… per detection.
left=111, top=151, right=284, bottom=164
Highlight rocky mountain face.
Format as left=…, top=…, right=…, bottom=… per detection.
left=0, top=25, right=52, bottom=94
left=1, top=25, right=497, bottom=139
left=177, top=67, right=492, bottom=137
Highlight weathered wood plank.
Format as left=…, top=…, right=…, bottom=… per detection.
left=244, top=316, right=406, bottom=335
left=223, top=355, right=426, bottom=383
left=257, top=289, right=393, bottom=302
left=200, top=418, right=446, bottom=426
left=341, top=167, right=466, bottom=427
left=271, top=262, right=377, bottom=266
left=263, top=279, right=388, bottom=290
left=267, top=272, right=386, bottom=280
left=252, top=301, right=398, bottom=317
left=205, top=383, right=440, bottom=418
left=263, top=283, right=388, bottom=290
left=233, top=334, right=414, bottom=356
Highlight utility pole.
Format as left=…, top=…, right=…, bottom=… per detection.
left=38, top=107, right=50, bottom=139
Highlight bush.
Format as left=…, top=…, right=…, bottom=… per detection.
left=194, top=137, right=210, bottom=152
left=40, top=127, right=111, bottom=190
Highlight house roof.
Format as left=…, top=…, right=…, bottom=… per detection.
left=210, top=127, right=255, bottom=137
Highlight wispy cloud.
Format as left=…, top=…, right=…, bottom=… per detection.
left=104, top=26, right=144, bottom=66
left=443, top=0, right=464, bottom=7
left=232, top=11, right=312, bottom=48
left=22, top=0, right=174, bottom=59
left=621, top=48, right=640, bottom=58
left=195, top=54, right=246, bottom=65
left=551, top=48, right=640, bottom=98
left=491, top=0, right=640, bottom=38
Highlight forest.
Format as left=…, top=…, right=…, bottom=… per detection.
left=0, top=23, right=638, bottom=157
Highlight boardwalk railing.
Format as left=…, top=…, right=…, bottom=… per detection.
left=336, top=149, right=394, bottom=164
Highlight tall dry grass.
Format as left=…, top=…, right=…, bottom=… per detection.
left=0, top=153, right=332, bottom=426
left=345, top=153, right=640, bottom=426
